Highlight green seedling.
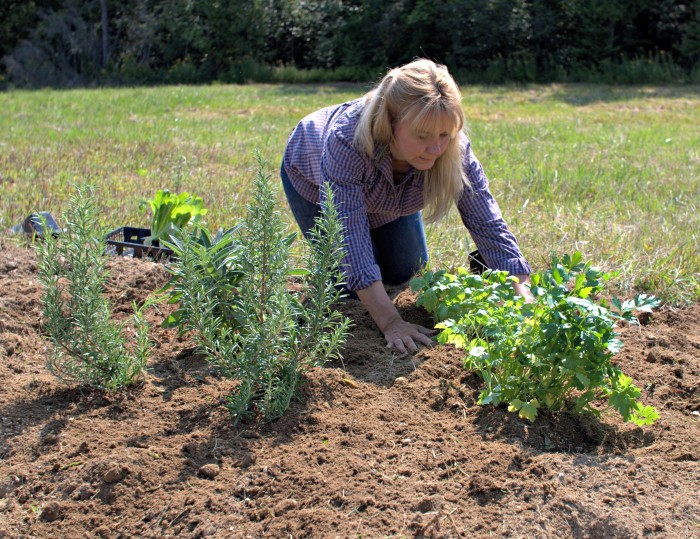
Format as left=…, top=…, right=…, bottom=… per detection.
left=141, top=189, right=208, bottom=246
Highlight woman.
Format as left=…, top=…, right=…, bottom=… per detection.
left=281, top=59, right=531, bottom=354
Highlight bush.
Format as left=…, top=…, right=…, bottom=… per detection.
left=163, top=156, right=350, bottom=422
left=411, top=252, right=660, bottom=426
left=36, top=185, right=152, bottom=391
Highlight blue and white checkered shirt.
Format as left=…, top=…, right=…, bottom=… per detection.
left=283, top=99, right=531, bottom=290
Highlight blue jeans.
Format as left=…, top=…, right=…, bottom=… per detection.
left=281, top=166, right=429, bottom=289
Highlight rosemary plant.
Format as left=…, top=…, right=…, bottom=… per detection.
left=166, top=157, right=350, bottom=422
left=35, top=185, right=152, bottom=391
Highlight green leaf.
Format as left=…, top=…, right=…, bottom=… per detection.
left=578, top=286, right=594, bottom=298
left=575, top=371, right=591, bottom=387
left=143, top=189, right=208, bottom=245
left=629, top=404, right=660, bottom=426
left=607, top=338, right=624, bottom=354
left=570, top=251, right=583, bottom=267
left=286, top=268, right=310, bottom=277
left=507, top=399, right=525, bottom=413
left=469, top=346, right=487, bottom=359
left=609, top=374, right=644, bottom=421
left=612, top=297, right=623, bottom=312
left=508, top=398, right=539, bottom=421
left=480, top=390, right=501, bottom=406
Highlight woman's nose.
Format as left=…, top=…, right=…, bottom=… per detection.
left=427, top=140, right=442, bottom=154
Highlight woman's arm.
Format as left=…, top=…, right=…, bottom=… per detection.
left=456, top=136, right=532, bottom=280
left=356, top=281, right=436, bottom=354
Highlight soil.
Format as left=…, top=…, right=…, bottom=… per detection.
left=0, top=241, right=698, bottom=539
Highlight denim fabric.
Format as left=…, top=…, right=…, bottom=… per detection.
left=281, top=165, right=428, bottom=289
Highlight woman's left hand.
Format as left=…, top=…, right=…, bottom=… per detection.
left=513, top=274, right=534, bottom=303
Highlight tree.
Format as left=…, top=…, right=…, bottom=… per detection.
left=3, top=0, right=103, bottom=87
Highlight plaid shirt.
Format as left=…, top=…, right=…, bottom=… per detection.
left=283, top=99, right=531, bottom=290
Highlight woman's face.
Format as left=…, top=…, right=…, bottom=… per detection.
left=390, top=112, right=453, bottom=173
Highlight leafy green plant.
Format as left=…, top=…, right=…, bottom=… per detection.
left=164, top=156, right=350, bottom=422
left=36, top=184, right=152, bottom=391
left=141, top=189, right=208, bottom=246
left=410, top=252, right=660, bottom=426
left=158, top=224, right=244, bottom=331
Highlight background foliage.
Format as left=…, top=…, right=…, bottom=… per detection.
left=1, top=0, right=699, bottom=87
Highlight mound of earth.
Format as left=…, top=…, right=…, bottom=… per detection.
left=0, top=241, right=698, bottom=538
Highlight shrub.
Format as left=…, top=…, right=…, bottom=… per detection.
left=36, top=184, right=152, bottom=391
left=411, top=252, right=660, bottom=426
left=164, top=156, right=350, bottom=422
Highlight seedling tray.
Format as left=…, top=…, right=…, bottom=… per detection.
left=105, top=227, right=173, bottom=261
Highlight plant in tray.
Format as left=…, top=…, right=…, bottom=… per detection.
left=163, top=156, right=350, bottom=422
left=410, top=252, right=660, bottom=426
left=36, top=185, right=152, bottom=391
left=141, top=189, right=208, bottom=246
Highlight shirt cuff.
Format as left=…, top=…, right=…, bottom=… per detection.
left=488, top=256, right=531, bottom=276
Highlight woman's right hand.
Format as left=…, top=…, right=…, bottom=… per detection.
left=356, top=281, right=436, bottom=355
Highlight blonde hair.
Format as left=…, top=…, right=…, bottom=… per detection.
left=353, top=58, right=467, bottom=223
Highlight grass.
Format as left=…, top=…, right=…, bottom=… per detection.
left=1, top=83, right=698, bottom=303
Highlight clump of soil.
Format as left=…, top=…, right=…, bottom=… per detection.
left=0, top=242, right=698, bottom=538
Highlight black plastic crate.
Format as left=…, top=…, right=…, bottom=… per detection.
left=105, top=227, right=174, bottom=261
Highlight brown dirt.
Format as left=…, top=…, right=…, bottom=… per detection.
left=0, top=241, right=698, bottom=539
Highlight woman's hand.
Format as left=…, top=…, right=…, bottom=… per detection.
left=356, top=281, right=436, bottom=355
left=513, top=274, right=534, bottom=303
left=382, top=317, right=436, bottom=354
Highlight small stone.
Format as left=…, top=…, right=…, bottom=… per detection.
left=0, top=483, right=13, bottom=499
left=198, top=464, right=220, bottom=479
left=103, top=465, right=125, bottom=484
left=273, top=499, right=297, bottom=516
left=200, top=525, right=217, bottom=536
left=237, top=452, right=256, bottom=469
left=94, top=526, right=111, bottom=538
left=393, top=376, right=408, bottom=386
left=39, top=501, right=62, bottom=522
left=412, top=495, right=443, bottom=514
left=42, top=433, right=60, bottom=446
left=73, top=483, right=94, bottom=500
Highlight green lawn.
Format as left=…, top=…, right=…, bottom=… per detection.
left=1, top=83, right=698, bottom=303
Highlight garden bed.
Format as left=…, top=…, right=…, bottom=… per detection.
left=0, top=242, right=698, bottom=538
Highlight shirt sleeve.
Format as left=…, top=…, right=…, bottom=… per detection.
left=456, top=136, right=531, bottom=276
left=320, top=129, right=382, bottom=291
